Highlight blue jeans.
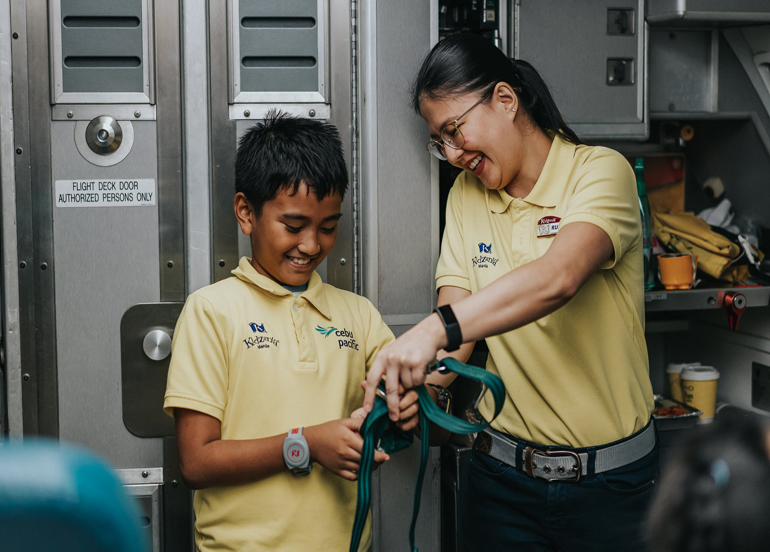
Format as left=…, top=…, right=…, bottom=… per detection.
left=465, top=430, right=659, bottom=552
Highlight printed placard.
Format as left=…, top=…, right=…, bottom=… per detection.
left=55, top=179, right=156, bottom=208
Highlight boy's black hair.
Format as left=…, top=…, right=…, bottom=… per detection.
left=235, top=110, right=348, bottom=215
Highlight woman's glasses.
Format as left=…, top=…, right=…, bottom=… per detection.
left=425, top=95, right=487, bottom=160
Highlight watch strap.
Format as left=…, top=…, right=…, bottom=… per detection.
left=433, top=304, right=462, bottom=352
left=284, top=427, right=312, bottom=475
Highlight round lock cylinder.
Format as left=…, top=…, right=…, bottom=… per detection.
left=85, top=115, right=123, bottom=155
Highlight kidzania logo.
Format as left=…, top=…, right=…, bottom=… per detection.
left=472, top=242, right=499, bottom=268
left=316, top=325, right=360, bottom=351
left=244, top=322, right=279, bottom=350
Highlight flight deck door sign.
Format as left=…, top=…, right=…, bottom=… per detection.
left=55, top=179, right=156, bottom=207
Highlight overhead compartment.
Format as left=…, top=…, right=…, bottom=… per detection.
left=647, top=0, right=770, bottom=26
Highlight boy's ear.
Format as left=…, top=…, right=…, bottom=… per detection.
left=234, top=192, right=255, bottom=235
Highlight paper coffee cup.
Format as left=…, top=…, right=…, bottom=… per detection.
left=666, top=362, right=700, bottom=403
left=681, top=365, right=720, bottom=423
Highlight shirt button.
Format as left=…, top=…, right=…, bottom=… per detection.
left=293, top=304, right=299, bottom=311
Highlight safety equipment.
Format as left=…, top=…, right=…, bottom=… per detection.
left=349, top=358, right=505, bottom=552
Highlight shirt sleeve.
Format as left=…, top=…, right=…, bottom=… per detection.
left=362, top=298, right=395, bottom=375
left=435, top=176, right=471, bottom=291
left=163, top=294, right=229, bottom=420
left=559, top=148, right=640, bottom=270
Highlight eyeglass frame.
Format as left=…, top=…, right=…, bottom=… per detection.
left=425, top=94, right=490, bottom=160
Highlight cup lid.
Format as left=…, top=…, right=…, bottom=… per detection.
left=667, top=362, right=701, bottom=374
left=681, top=365, right=720, bottom=380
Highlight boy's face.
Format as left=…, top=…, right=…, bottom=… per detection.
left=235, top=183, right=342, bottom=286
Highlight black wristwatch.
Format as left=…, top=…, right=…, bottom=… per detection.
left=433, top=304, right=463, bottom=352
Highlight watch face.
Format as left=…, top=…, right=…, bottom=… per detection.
left=285, top=442, right=308, bottom=467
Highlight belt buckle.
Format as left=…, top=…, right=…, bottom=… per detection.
left=544, top=449, right=582, bottom=482
left=524, top=447, right=582, bottom=482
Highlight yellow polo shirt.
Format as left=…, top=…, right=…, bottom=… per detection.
left=436, top=135, right=654, bottom=447
left=164, top=257, right=394, bottom=551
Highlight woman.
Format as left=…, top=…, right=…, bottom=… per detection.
left=363, top=33, right=657, bottom=550
left=647, top=416, right=770, bottom=552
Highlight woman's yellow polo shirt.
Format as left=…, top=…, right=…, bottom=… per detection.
left=164, top=257, right=394, bottom=551
left=436, top=135, right=654, bottom=447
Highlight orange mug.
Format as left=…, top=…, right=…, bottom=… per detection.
left=657, top=253, right=697, bottom=290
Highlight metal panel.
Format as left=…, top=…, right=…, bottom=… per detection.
left=14, top=0, right=59, bottom=437
left=125, top=483, right=162, bottom=552
left=230, top=0, right=328, bottom=103
left=649, top=30, right=718, bottom=114
left=0, top=0, right=21, bottom=437
left=647, top=0, right=770, bottom=24
left=514, top=0, right=648, bottom=139
left=50, top=0, right=154, bottom=104
left=183, top=0, right=213, bottom=294
left=121, top=302, right=183, bottom=438
left=52, top=104, right=157, bottom=121
left=373, top=0, right=436, bottom=317
left=51, top=121, right=162, bottom=468
left=155, top=0, right=185, bottom=301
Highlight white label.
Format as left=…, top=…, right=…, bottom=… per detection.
left=55, top=179, right=156, bottom=208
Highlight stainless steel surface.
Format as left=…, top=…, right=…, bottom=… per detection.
left=646, top=0, right=770, bottom=25
left=163, top=436, right=194, bottom=552
left=724, top=28, right=770, bottom=120
left=14, top=0, right=59, bottom=437
left=125, top=483, right=162, bottom=552
left=209, top=0, right=240, bottom=282
left=350, top=0, right=360, bottom=293
left=0, top=0, right=21, bottom=437
left=142, top=329, right=172, bottom=361
left=122, top=302, right=182, bottom=438
left=184, top=0, right=213, bottom=294
left=229, top=0, right=329, bottom=104
left=52, top=104, right=156, bottom=121
left=155, top=0, right=185, bottom=302
left=49, top=0, right=154, bottom=104
left=74, top=119, right=134, bottom=167
left=85, top=116, right=123, bottom=154
left=116, top=467, right=164, bottom=485
left=228, top=103, right=331, bottom=120
left=645, top=287, right=770, bottom=312
left=514, top=0, right=648, bottom=139
left=52, top=120, right=162, bottom=467
left=649, top=30, right=718, bottom=114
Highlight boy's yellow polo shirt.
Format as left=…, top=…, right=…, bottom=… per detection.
left=164, top=257, right=394, bottom=552
left=436, top=135, right=654, bottom=448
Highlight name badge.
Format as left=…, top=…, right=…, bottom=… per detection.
left=537, top=216, right=560, bottom=238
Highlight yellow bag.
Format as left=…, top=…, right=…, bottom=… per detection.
left=653, top=212, right=762, bottom=283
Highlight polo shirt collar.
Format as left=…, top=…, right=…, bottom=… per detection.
left=486, top=134, right=576, bottom=213
left=232, top=257, right=332, bottom=320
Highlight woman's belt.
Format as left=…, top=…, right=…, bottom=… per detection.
left=475, top=421, right=656, bottom=482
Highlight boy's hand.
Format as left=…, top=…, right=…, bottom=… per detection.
left=304, top=418, right=389, bottom=481
left=396, top=388, right=420, bottom=432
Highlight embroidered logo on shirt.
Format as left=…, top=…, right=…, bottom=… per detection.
left=242, top=335, right=279, bottom=350
left=472, top=241, right=499, bottom=269
left=249, top=322, right=267, bottom=333
left=316, top=325, right=360, bottom=351
left=537, top=216, right=561, bottom=238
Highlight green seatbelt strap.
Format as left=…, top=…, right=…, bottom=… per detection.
left=349, top=357, right=506, bottom=552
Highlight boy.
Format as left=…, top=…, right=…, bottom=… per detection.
left=164, top=112, right=392, bottom=551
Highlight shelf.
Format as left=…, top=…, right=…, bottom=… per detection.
left=644, top=286, right=770, bottom=312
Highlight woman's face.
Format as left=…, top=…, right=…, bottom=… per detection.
left=420, top=84, right=521, bottom=191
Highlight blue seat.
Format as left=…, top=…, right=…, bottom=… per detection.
left=0, top=439, right=148, bottom=552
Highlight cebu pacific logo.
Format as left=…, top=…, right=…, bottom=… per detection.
left=316, top=325, right=359, bottom=351
left=472, top=241, right=499, bottom=269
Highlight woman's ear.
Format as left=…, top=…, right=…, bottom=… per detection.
left=493, top=82, right=518, bottom=118
left=234, top=192, right=255, bottom=236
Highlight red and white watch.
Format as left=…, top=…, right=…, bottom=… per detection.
left=283, top=427, right=312, bottom=475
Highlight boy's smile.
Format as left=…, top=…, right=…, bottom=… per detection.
left=235, top=182, right=342, bottom=286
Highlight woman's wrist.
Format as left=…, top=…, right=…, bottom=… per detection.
left=423, top=312, right=448, bottom=351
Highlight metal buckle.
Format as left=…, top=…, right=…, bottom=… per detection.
left=524, top=447, right=582, bottom=483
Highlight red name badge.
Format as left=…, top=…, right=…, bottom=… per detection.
left=537, top=216, right=561, bottom=238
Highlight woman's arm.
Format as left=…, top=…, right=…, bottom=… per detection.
left=364, top=221, right=614, bottom=419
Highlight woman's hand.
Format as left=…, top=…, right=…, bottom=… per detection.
left=304, top=418, right=390, bottom=481
left=363, top=313, right=447, bottom=421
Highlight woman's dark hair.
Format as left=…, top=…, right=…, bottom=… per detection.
left=646, top=416, right=770, bottom=552
left=411, top=33, right=580, bottom=145
left=235, top=110, right=348, bottom=215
